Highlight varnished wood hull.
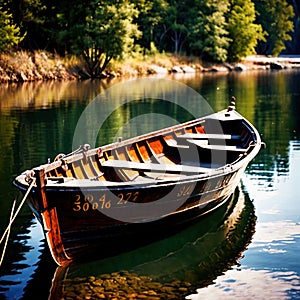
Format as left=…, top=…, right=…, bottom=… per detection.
left=14, top=107, right=262, bottom=265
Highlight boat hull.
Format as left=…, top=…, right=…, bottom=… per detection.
left=21, top=165, right=245, bottom=265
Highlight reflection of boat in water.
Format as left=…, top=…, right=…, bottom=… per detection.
left=49, top=185, right=256, bottom=300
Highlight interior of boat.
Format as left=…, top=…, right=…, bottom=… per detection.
left=46, top=117, right=255, bottom=183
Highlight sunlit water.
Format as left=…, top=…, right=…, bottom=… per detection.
left=0, top=70, right=300, bottom=299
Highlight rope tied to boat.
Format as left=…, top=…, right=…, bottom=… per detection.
left=25, top=170, right=35, bottom=184
left=0, top=199, right=16, bottom=267
left=53, top=144, right=91, bottom=170
left=0, top=174, right=36, bottom=267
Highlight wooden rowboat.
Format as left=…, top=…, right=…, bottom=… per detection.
left=13, top=101, right=262, bottom=266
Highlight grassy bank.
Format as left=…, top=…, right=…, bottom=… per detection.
left=0, top=50, right=205, bottom=82
left=0, top=50, right=80, bottom=83
left=1, top=50, right=300, bottom=83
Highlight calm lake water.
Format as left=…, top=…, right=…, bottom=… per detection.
left=0, top=70, right=300, bottom=299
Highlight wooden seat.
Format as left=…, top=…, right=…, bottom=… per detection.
left=177, top=133, right=241, bottom=140
left=186, top=139, right=248, bottom=152
left=101, top=159, right=214, bottom=174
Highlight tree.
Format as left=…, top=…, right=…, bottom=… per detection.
left=227, top=0, right=266, bottom=62
left=132, top=0, right=168, bottom=54
left=286, top=0, right=300, bottom=53
left=189, top=0, right=230, bottom=62
left=253, top=0, right=294, bottom=56
left=3, top=0, right=47, bottom=49
left=58, top=0, right=140, bottom=78
left=156, top=0, right=190, bottom=54
left=0, top=6, right=24, bottom=52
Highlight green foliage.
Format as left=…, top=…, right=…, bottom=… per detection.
left=1, top=0, right=46, bottom=49
left=166, top=0, right=191, bottom=54
left=227, top=0, right=266, bottom=62
left=286, top=0, right=300, bottom=53
left=253, top=0, right=294, bottom=56
left=58, top=0, right=140, bottom=77
left=151, top=0, right=190, bottom=54
left=189, top=0, right=230, bottom=62
left=132, top=0, right=168, bottom=53
left=0, top=7, right=24, bottom=52
left=0, top=0, right=298, bottom=68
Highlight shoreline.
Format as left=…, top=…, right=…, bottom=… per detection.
left=1, top=51, right=300, bottom=83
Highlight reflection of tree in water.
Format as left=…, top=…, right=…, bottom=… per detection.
left=246, top=71, right=300, bottom=190
left=248, top=153, right=289, bottom=191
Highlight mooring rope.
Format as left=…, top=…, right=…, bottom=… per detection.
left=0, top=178, right=36, bottom=266
left=0, top=199, right=16, bottom=267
